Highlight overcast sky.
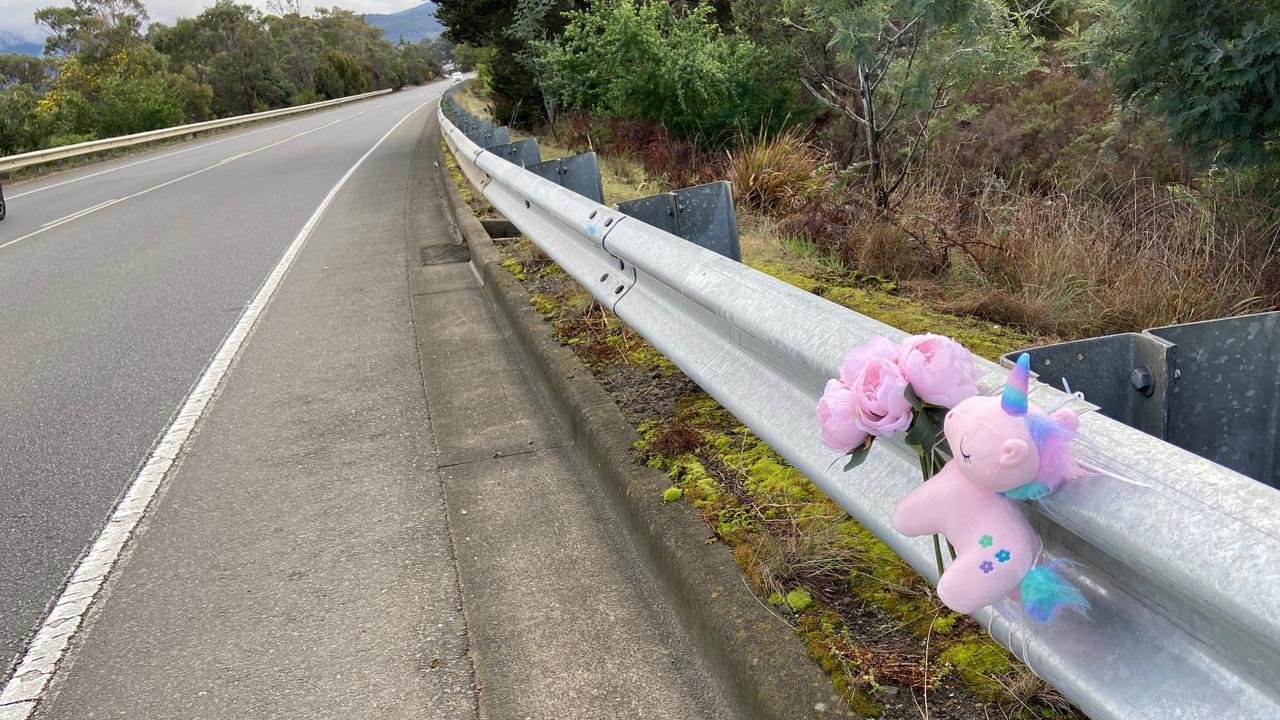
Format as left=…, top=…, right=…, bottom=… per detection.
left=0, top=0, right=425, bottom=41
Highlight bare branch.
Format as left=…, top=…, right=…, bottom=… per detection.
left=867, top=14, right=924, bottom=87
left=874, top=34, right=921, bottom=133
left=780, top=18, right=818, bottom=34
left=799, top=77, right=865, bottom=123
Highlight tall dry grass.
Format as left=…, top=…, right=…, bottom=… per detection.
left=922, top=167, right=1279, bottom=335
left=726, top=126, right=827, bottom=213
left=735, top=129, right=1280, bottom=338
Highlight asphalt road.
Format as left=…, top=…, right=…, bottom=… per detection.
left=0, top=82, right=446, bottom=679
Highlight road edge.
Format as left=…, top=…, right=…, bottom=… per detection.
left=433, top=133, right=849, bottom=720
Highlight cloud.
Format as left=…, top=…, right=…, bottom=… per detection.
left=0, top=0, right=425, bottom=43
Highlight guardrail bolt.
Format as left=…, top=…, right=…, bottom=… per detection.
left=1131, top=366, right=1155, bottom=397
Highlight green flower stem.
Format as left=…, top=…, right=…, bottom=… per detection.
left=908, top=406, right=956, bottom=576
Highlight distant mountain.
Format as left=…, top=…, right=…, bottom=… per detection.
left=364, top=2, right=443, bottom=44
left=0, top=33, right=44, bottom=56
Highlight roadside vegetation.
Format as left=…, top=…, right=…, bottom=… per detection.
left=0, top=0, right=453, bottom=156
left=439, top=0, right=1280, bottom=339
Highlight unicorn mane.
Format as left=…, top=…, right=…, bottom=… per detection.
left=1025, top=412, right=1082, bottom=492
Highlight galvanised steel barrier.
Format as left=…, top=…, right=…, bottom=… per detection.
left=0, top=88, right=393, bottom=175
left=439, top=89, right=1280, bottom=719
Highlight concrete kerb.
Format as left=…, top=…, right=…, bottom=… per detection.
left=433, top=129, right=850, bottom=719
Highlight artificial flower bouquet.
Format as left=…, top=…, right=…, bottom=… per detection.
left=817, top=333, right=981, bottom=473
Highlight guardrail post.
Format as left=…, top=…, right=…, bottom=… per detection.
left=527, top=152, right=606, bottom=205
left=462, top=118, right=492, bottom=138
left=1007, top=311, right=1280, bottom=488
left=473, top=126, right=510, bottom=148
left=617, top=181, right=740, bottom=262
left=484, top=139, right=542, bottom=168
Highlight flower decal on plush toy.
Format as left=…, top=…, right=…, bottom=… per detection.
left=978, top=535, right=993, bottom=548
left=979, top=561, right=995, bottom=575
left=995, top=549, right=1011, bottom=563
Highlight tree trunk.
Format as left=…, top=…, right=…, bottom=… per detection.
left=857, top=63, right=888, bottom=208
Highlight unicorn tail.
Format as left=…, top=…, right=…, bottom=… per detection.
left=1020, top=560, right=1089, bottom=623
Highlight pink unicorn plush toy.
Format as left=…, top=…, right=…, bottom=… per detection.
left=891, top=354, right=1090, bottom=622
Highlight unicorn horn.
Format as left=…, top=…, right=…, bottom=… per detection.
left=1002, top=353, right=1031, bottom=416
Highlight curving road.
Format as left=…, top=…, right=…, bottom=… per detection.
left=0, top=83, right=445, bottom=679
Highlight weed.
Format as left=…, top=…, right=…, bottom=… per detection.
left=727, top=126, right=827, bottom=213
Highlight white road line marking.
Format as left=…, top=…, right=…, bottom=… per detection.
left=0, top=108, right=371, bottom=253
left=8, top=124, right=283, bottom=200
left=0, top=96, right=435, bottom=716
left=39, top=199, right=117, bottom=227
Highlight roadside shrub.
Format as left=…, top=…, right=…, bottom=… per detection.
left=946, top=67, right=1185, bottom=195
left=776, top=194, right=860, bottom=254
left=876, top=167, right=1280, bottom=336
left=728, top=126, right=826, bottom=213
left=767, top=141, right=1277, bottom=339
left=606, top=118, right=717, bottom=189
left=314, top=50, right=369, bottom=100
left=32, top=49, right=190, bottom=141
left=93, top=72, right=185, bottom=137
left=537, top=0, right=804, bottom=145
left=0, top=84, right=45, bottom=154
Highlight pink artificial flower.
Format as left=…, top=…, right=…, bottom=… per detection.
left=816, top=379, right=870, bottom=452
left=898, top=334, right=981, bottom=408
left=839, top=335, right=900, bottom=385
left=850, top=358, right=914, bottom=436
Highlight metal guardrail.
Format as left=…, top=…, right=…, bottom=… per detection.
left=439, top=90, right=1280, bottom=719
left=0, top=89, right=392, bottom=175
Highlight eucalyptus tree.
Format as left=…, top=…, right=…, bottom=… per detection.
left=782, top=0, right=1034, bottom=207
left=35, top=0, right=148, bottom=63
left=150, top=1, right=294, bottom=115
left=1084, top=0, right=1280, bottom=169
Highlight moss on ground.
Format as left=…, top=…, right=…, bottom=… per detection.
left=502, top=257, right=527, bottom=281
left=939, top=638, right=1016, bottom=701
left=821, top=286, right=1037, bottom=362
left=786, top=588, right=814, bottom=612
left=439, top=137, right=485, bottom=214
